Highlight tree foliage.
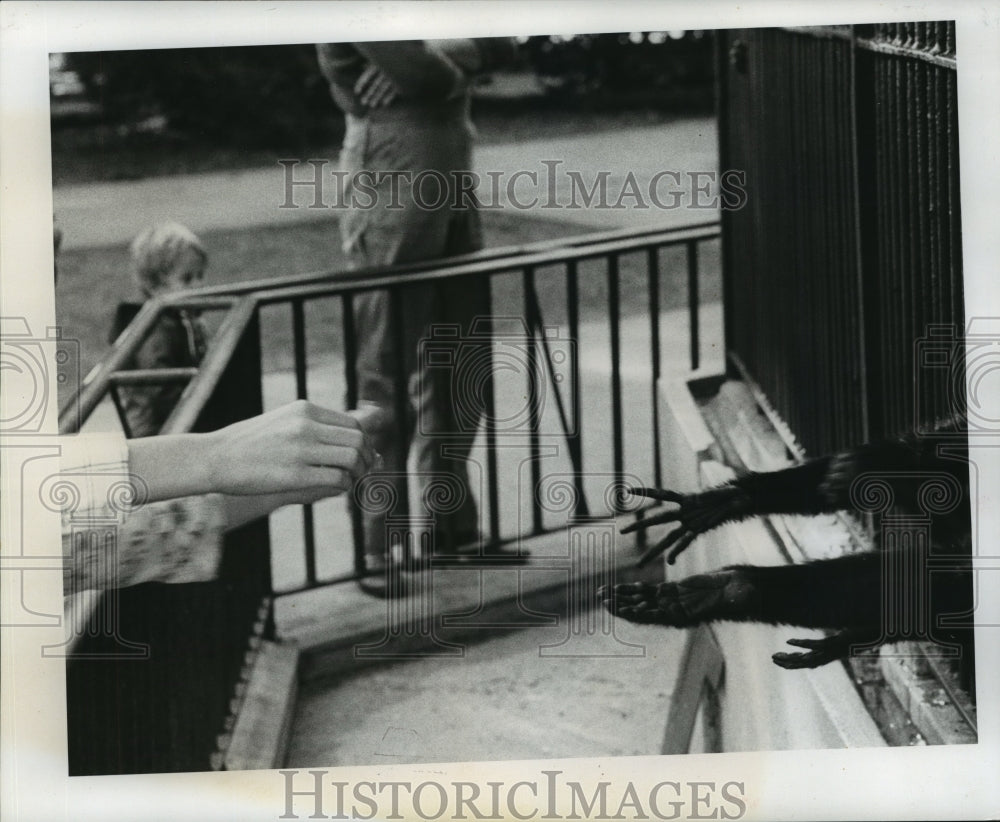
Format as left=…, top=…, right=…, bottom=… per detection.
left=62, top=34, right=714, bottom=148
left=65, top=45, right=338, bottom=147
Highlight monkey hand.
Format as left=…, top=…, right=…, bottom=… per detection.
left=622, top=485, right=752, bottom=566
left=771, top=632, right=860, bottom=669
left=598, top=571, right=756, bottom=627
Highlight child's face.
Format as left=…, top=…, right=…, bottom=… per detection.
left=160, top=246, right=206, bottom=293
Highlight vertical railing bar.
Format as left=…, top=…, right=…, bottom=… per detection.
left=108, top=384, right=134, bottom=439
left=523, top=266, right=543, bottom=535
left=607, top=254, right=624, bottom=512
left=565, top=260, right=589, bottom=518
left=873, top=44, right=890, bottom=440
left=483, top=278, right=501, bottom=545
left=292, top=299, right=308, bottom=399
left=686, top=241, right=700, bottom=372
left=904, top=46, right=920, bottom=429
left=292, top=298, right=318, bottom=588
left=843, top=35, right=865, bottom=445
left=887, top=52, right=902, bottom=434
left=714, top=28, right=735, bottom=372
left=526, top=282, right=578, bottom=452
left=927, top=64, right=942, bottom=423
left=388, top=286, right=411, bottom=558
left=916, top=57, right=932, bottom=428
left=647, top=245, right=663, bottom=489
left=833, top=38, right=847, bottom=442
left=341, top=292, right=366, bottom=575
left=837, top=38, right=853, bottom=449
left=903, top=49, right=917, bottom=433
left=947, top=64, right=963, bottom=413
left=833, top=37, right=849, bottom=451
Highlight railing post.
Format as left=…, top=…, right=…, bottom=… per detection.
left=565, top=260, right=589, bottom=518
left=523, top=266, right=543, bottom=535
left=341, top=292, right=367, bottom=574
left=607, top=254, right=624, bottom=511
left=686, top=240, right=700, bottom=371
left=292, top=298, right=318, bottom=587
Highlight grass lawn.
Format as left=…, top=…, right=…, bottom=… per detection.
left=55, top=209, right=720, bottom=386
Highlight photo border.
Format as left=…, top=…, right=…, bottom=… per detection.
left=2, top=2, right=998, bottom=820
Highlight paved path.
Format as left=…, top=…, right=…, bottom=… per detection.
left=54, top=117, right=718, bottom=249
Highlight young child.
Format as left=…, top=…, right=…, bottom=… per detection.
left=111, top=222, right=208, bottom=438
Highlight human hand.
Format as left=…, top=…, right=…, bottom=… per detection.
left=347, top=400, right=392, bottom=437
left=205, top=400, right=377, bottom=497
left=355, top=64, right=398, bottom=108
left=426, top=39, right=482, bottom=74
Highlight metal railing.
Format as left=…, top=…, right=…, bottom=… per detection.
left=60, top=219, right=720, bottom=772
left=717, top=23, right=973, bottom=706
left=718, top=23, right=963, bottom=454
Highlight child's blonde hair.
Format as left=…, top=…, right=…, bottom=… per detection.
left=130, top=222, right=206, bottom=296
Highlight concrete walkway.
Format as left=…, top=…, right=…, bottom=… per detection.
left=54, top=116, right=718, bottom=249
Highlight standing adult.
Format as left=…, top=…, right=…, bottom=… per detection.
left=316, top=39, right=525, bottom=597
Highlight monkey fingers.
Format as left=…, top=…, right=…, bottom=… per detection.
left=627, top=486, right=686, bottom=503
left=624, top=485, right=750, bottom=566
left=620, top=506, right=683, bottom=535
left=635, top=527, right=688, bottom=568
left=599, top=582, right=665, bottom=624
left=772, top=634, right=853, bottom=669
left=634, top=502, right=735, bottom=567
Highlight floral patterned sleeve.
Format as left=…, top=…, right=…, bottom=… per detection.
left=60, top=432, right=226, bottom=592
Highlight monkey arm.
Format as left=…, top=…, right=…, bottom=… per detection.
left=625, top=427, right=968, bottom=567
left=603, top=552, right=881, bottom=629
left=600, top=548, right=972, bottom=668
left=625, top=457, right=837, bottom=566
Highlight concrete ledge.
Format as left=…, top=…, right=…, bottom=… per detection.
left=880, top=644, right=977, bottom=745
left=224, top=640, right=300, bottom=771
left=662, top=374, right=982, bottom=748
left=660, top=375, right=722, bottom=466
left=657, top=377, right=886, bottom=750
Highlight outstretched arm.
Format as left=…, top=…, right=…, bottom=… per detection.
left=128, top=400, right=376, bottom=503
left=624, top=424, right=968, bottom=567
left=600, top=547, right=971, bottom=668
left=625, top=456, right=837, bottom=566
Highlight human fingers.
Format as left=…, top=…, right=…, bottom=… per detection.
left=293, top=403, right=377, bottom=470
left=354, top=65, right=381, bottom=98
left=299, top=465, right=353, bottom=495
left=308, top=441, right=374, bottom=479
left=297, top=400, right=361, bottom=430
left=320, top=425, right=376, bottom=473
left=365, top=76, right=397, bottom=108
left=356, top=67, right=396, bottom=107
